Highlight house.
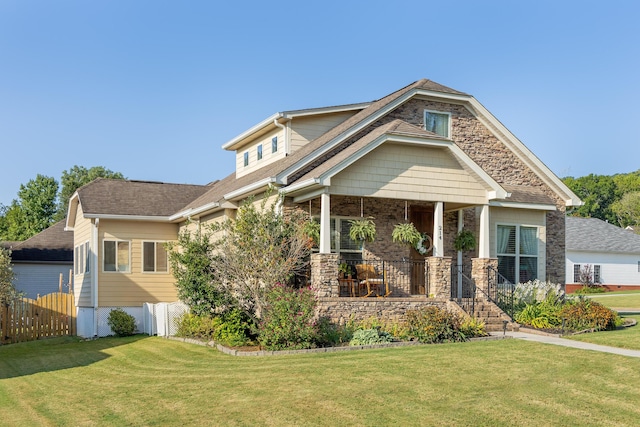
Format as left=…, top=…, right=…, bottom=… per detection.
left=1, top=221, right=73, bottom=299
left=66, top=79, right=581, bottom=337
left=565, top=216, right=640, bottom=292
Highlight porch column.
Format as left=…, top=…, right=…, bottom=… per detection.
left=433, top=201, right=444, bottom=257
left=478, top=204, right=490, bottom=258
left=319, top=192, right=331, bottom=254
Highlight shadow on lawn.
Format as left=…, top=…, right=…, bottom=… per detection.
left=0, top=334, right=149, bottom=379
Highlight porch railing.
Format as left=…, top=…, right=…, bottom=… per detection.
left=339, top=259, right=428, bottom=297
left=450, top=264, right=476, bottom=315
left=487, top=266, right=515, bottom=318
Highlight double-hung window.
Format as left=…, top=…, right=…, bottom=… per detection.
left=143, top=241, right=168, bottom=273
left=424, top=110, right=450, bottom=137
left=311, top=217, right=364, bottom=262
left=103, top=240, right=130, bottom=272
left=497, top=225, right=538, bottom=284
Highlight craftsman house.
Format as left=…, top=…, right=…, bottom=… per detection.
left=66, top=79, right=581, bottom=336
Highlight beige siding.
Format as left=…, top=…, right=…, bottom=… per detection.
left=98, top=220, right=180, bottom=306
left=489, top=207, right=547, bottom=281
left=236, top=127, right=285, bottom=178
left=73, top=203, right=93, bottom=307
left=289, top=111, right=357, bottom=152
left=330, top=144, right=489, bottom=203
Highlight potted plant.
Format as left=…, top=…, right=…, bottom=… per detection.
left=392, top=222, right=421, bottom=246
left=453, top=229, right=477, bottom=252
left=348, top=218, right=376, bottom=243
left=338, top=262, right=353, bottom=279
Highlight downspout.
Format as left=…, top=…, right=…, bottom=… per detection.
left=273, top=118, right=288, bottom=155
left=92, top=218, right=100, bottom=337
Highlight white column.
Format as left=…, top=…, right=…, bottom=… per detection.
left=479, top=204, right=490, bottom=258
left=433, top=202, right=444, bottom=257
left=319, top=192, right=331, bottom=254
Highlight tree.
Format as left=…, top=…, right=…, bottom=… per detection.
left=563, top=174, right=618, bottom=224
left=0, top=247, right=20, bottom=304
left=10, top=174, right=59, bottom=239
left=56, top=165, right=125, bottom=220
left=611, top=191, right=640, bottom=231
left=0, top=201, right=29, bottom=241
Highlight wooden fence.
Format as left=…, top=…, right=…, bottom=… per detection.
left=1, top=292, right=76, bottom=344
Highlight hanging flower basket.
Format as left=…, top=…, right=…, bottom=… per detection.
left=348, top=218, right=376, bottom=243
left=453, top=229, right=476, bottom=252
left=392, top=222, right=421, bottom=246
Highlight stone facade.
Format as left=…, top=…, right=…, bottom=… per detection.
left=317, top=297, right=449, bottom=325
left=471, top=257, right=498, bottom=295
left=311, top=253, right=339, bottom=298
left=427, top=256, right=452, bottom=298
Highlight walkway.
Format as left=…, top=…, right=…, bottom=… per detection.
left=495, top=331, right=640, bottom=358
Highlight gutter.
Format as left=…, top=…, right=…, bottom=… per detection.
left=223, top=177, right=277, bottom=201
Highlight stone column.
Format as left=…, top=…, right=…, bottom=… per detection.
left=472, top=257, right=498, bottom=296
left=311, top=252, right=339, bottom=298
left=427, top=256, right=452, bottom=299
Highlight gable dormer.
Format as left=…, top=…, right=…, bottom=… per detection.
left=223, top=103, right=369, bottom=179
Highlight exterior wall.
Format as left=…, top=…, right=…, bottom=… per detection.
left=330, top=144, right=489, bottom=204
left=289, top=111, right=357, bottom=152
left=490, top=207, right=547, bottom=282
left=235, top=127, right=285, bottom=178
left=317, top=297, right=449, bottom=325
left=12, top=263, right=73, bottom=299
left=566, top=250, right=640, bottom=289
left=97, top=220, right=179, bottom=306
left=73, top=203, right=93, bottom=307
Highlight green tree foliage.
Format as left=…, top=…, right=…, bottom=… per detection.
left=563, top=174, right=618, bottom=223
left=56, top=165, right=125, bottom=220
left=0, top=247, right=20, bottom=304
left=611, top=191, right=640, bottom=230
left=0, top=202, right=29, bottom=241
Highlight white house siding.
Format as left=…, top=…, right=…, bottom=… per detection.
left=566, top=250, right=640, bottom=287
left=12, top=263, right=73, bottom=299
left=330, top=144, right=489, bottom=204
left=289, top=111, right=357, bottom=153
left=490, top=207, right=547, bottom=282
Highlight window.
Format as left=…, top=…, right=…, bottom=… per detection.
left=424, top=110, right=450, bottom=137
left=312, top=217, right=363, bottom=262
left=272, top=136, right=278, bottom=153
left=497, top=225, right=538, bottom=284
left=103, top=240, right=130, bottom=272
left=243, top=152, right=249, bottom=167
left=257, top=144, right=263, bottom=161
left=74, top=242, right=90, bottom=275
left=143, top=241, right=168, bottom=273
left=573, top=264, right=582, bottom=283
left=593, top=264, right=601, bottom=283
left=84, top=242, right=90, bottom=273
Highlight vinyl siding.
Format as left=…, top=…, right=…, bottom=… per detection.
left=73, top=204, right=93, bottom=307
left=12, top=263, right=73, bottom=299
left=289, top=111, right=357, bottom=152
left=98, top=220, right=179, bottom=306
left=566, top=251, right=640, bottom=286
left=330, top=144, right=488, bottom=203
left=236, top=127, right=285, bottom=178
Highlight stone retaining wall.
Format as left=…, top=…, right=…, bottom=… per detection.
left=316, top=297, right=449, bottom=324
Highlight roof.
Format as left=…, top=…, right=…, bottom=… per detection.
left=566, top=216, right=640, bottom=254
left=76, top=178, right=210, bottom=217
left=6, top=220, right=73, bottom=263
left=498, top=185, right=556, bottom=205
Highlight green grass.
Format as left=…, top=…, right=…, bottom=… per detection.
left=583, top=291, right=640, bottom=309
left=2, top=336, right=640, bottom=426
left=566, top=315, right=640, bottom=350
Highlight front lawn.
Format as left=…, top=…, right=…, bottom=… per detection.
left=586, top=291, right=640, bottom=309
left=1, top=336, right=640, bottom=426
left=566, top=315, right=640, bottom=350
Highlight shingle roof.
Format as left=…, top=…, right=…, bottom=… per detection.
left=7, top=220, right=73, bottom=262
left=500, top=185, right=556, bottom=205
left=566, top=216, right=640, bottom=254
left=77, top=178, right=210, bottom=217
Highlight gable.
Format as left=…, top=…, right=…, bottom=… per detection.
left=330, top=143, right=490, bottom=204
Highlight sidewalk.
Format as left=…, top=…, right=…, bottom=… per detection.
left=495, top=331, right=640, bottom=358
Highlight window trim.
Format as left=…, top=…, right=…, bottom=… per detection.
left=311, top=216, right=364, bottom=260
left=272, top=136, right=278, bottom=153
left=103, top=239, right=131, bottom=273
left=142, top=240, right=169, bottom=274
left=423, top=109, right=451, bottom=138
left=74, top=241, right=91, bottom=276
left=496, top=223, right=539, bottom=284
left=243, top=151, right=249, bottom=167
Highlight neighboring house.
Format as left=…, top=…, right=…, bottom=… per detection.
left=565, top=216, right=640, bottom=292
left=1, top=221, right=73, bottom=299
left=66, top=78, right=581, bottom=337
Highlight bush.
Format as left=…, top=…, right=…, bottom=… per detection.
left=560, top=298, right=620, bottom=332
left=349, top=328, right=393, bottom=346
left=258, top=284, right=317, bottom=350
left=459, top=317, right=488, bottom=338
left=347, top=316, right=409, bottom=341
left=175, top=310, right=252, bottom=346
left=315, top=316, right=351, bottom=347
left=404, top=306, right=465, bottom=343
left=515, top=294, right=563, bottom=329
left=107, top=308, right=136, bottom=336
left=574, top=286, right=606, bottom=295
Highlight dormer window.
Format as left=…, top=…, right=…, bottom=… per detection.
left=424, top=110, right=450, bottom=138
left=243, top=151, right=249, bottom=167
left=257, top=144, right=263, bottom=161
left=272, top=136, right=278, bottom=153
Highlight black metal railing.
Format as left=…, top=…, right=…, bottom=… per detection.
left=451, top=264, right=476, bottom=315
left=487, top=266, right=515, bottom=318
left=338, top=259, right=428, bottom=297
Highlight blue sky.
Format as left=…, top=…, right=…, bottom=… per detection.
left=1, top=1, right=638, bottom=207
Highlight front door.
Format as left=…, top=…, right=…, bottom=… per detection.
left=410, top=206, right=433, bottom=295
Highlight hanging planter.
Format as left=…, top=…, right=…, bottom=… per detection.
left=392, top=222, right=421, bottom=246
left=453, top=229, right=477, bottom=252
left=348, top=218, right=376, bottom=243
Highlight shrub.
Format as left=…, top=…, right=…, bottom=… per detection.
left=404, top=306, right=465, bottom=343
left=175, top=310, right=252, bottom=346
left=347, top=316, right=409, bottom=341
left=315, top=316, right=351, bottom=347
left=258, top=284, right=317, bottom=350
left=574, top=286, right=606, bottom=295
left=459, top=317, right=488, bottom=338
left=560, top=298, right=620, bottom=332
left=107, top=308, right=136, bottom=336
left=349, top=328, right=393, bottom=346
left=176, top=312, right=220, bottom=339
